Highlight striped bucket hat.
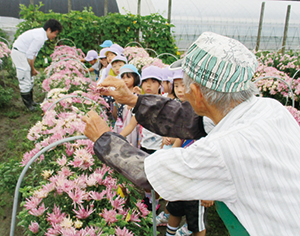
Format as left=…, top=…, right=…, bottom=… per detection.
left=170, top=32, right=258, bottom=92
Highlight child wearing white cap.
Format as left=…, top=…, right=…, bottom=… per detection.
left=80, top=50, right=101, bottom=80
left=113, top=65, right=141, bottom=148
left=97, top=43, right=124, bottom=84
left=160, top=66, right=177, bottom=150
left=120, top=65, right=164, bottom=212
left=97, top=48, right=109, bottom=81
left=110, top=55, right=128, bottom=77
left=161, top=66, right=175, bottom=99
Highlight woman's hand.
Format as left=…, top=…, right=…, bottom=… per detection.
left=98, top=76, right=138, bottom=107
left=81, top=110, right=111, bottom=142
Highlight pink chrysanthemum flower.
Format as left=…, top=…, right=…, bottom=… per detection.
left=73, top=204, right=95, bottom=219
left=24, top=196, right=42, bottom=210
left=28, top=221, right=39, bottom=233
left=100, top=208, right=118, bottom=225
left=47, top=204, right=66, bottom=225
left=68, top=188, right=86, bottom=207
left=115, top=226, right=134, bottom=236
left=29, top=203, right=48, bottom=217
left=136, top=200, right=150, bottom=217
left=89, top=190, right=106, bottom=201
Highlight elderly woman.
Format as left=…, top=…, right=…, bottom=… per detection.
left=82, top=32, right=300, bottom=236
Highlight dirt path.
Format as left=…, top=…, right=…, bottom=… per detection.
left=0, top=82, right=42, bottom=236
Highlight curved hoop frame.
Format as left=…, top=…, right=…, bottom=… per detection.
left=53, top=54, right=79, bottom=61
left=125, top=41, right=143, bottom=48
left=156, top=52, right=178, bottom=61
left=55, top=38, right=76, bottom=48
left=291, top=69, right=300, bottom=86
left=53, top=45, right=79, bottom=56
left=46, top=58, right=92, bottom=81
left=254, top=76, right=295, bottom=107
left=9, top=135, right=87, bottom=236
left=144, top=48, right=158, bottom=57
left=0, top=36, right=11, bottom=48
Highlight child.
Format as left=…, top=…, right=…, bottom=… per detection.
left=103, top=54, right=128, bottom=122
left=160, top=66, right=176, bottom=149
left=114, top=64, right=141, bottom=148
left=81, top=50, right=101, bottom=80
left=97, top=48, right=109, bottom=80
left=161, top=66, right=175, bottom=99
left=120, top=65, right=163, bottom=211
left=97, top=43, right=124, bottom=84
left=110, top=55, right=128, bottom=77
left=157, top=69, right=214, bottom=236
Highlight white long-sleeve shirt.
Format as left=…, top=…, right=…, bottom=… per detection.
left=13, top=27, right=48, bottom=60
left=145, top=96, right=300, bottom=235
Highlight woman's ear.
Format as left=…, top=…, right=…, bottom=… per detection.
left=187, top=83, right=206, bottom=114
left=190, top=83, right=203, bottom=101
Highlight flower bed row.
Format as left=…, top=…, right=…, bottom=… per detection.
left=18, top=45, right=153, bottom=236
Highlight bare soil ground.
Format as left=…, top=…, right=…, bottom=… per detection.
left=0, top=90, right=38, bottom=236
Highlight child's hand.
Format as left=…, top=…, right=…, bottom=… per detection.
left=133, top=86, right=142, bottom=95
left=162, top=137, right=176, bottom=146
left=162, top=137, right=174, bottom=146
left=201, top=200, right=214, bottom=207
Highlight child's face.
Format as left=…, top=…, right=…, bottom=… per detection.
left=142, top=78, right=160, bottom=95
left=112, top=61, right=125, bottom=75
left=174, top=78, right=186, bottom=102
left=100, top=58, right=108, bottom=67
left=106, top=52, right=116, bottom=64
left=88, top=59, right=97, bottom=65
left=122, top=73, right=134, bottom=89
left=162, top=81, right=171, bottom=93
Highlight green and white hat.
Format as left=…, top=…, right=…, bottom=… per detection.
left=170, top=32, right=258, bottom=92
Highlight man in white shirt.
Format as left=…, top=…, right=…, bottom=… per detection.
left=11, top=19, right=62, bottom=111
left=82, top=32, right=300, bottom=235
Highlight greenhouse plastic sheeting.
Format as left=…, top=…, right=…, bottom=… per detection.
left=117, top=0, right=156, bottom=15
left=118, top=0, right=300, bottom=51
left=148, top=0, right=300, bottom=51
left=0, top=16, right=24, bottom=43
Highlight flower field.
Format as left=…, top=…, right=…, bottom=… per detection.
left=1, top=37, right=300, bottom=236
left=16, top=45, right=157, bottom=236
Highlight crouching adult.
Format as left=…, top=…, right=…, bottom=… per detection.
left=11, top=19, right=62, bottom=111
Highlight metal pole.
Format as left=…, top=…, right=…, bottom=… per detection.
left=30, top=0, right=34, bottom=5
left=10, top=135, right=87, bottom=236
left=68, top=0, right=72, bottom=13
left=151, top=190, right=157, bottom=236
left=104, top=0, right=108, bottom=16
left=255, top=2, right=265, bottom=51
left=282, top=5, right=291, bottom=55
left=168, top=0, right=172, bottom=23
left=137, top=0, right=141, bottom=15
left=1, top=61, right=5, bottom=87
